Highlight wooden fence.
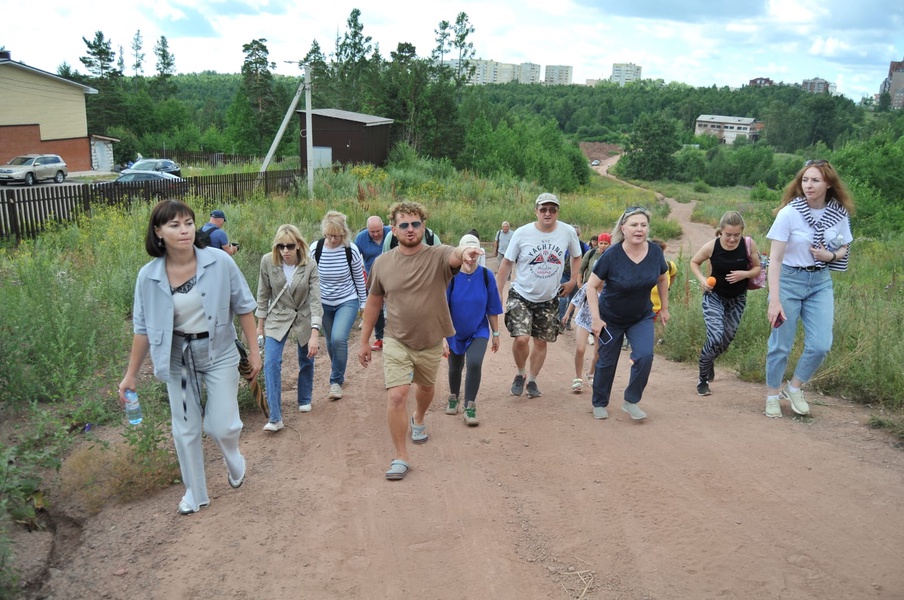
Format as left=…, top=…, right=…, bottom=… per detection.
left=0, top=170, right=300, bottom=242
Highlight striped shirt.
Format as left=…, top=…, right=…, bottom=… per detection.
left=310, top=241, right=367, bottom=307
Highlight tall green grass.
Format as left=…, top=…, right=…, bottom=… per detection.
left=1, top=158, right=900, bottom=591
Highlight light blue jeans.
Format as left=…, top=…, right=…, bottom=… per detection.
left=321, top=298, right=359, bottom=386
left=766, top=266, right=834, bottom=388
left=264, top=333, right=314, bottom=423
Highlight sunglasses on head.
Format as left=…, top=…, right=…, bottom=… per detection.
left=276, top=243, right=297, bottom=251
left=396, top=221, right=423, bottom=230
left=805, top=159, right=828, bottom=167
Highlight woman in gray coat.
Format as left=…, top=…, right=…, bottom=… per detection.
left=256, top=224, right=323, bottom=431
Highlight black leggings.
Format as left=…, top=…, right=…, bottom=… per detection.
left=447, top=337, right=489, bottom=404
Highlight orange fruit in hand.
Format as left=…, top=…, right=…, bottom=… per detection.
left=706, top=276, right=717, bottom=287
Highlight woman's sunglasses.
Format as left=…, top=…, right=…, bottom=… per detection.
left=276, top=243, right=297, bottom=251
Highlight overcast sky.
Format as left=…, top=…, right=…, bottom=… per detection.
left=4, top=0, right=901, bottom=100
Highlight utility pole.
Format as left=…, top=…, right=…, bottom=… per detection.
left=303, top=64, right=314, bottom=198
left=259, top=66, right=305, bottom=176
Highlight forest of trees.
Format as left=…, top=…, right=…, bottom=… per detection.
left=55, top=9, right=904, bottom=198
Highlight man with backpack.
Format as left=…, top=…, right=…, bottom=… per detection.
left=198, top=210, right=237, bottom=256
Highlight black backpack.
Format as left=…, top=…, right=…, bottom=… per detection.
left=388, top=227, right=436, bottom=249
left=196, top=225, right=213, bottom=248
left=313, top=239, right=353, bottom=276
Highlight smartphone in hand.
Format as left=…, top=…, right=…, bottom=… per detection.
left=773, top=313, right=785, bottom=328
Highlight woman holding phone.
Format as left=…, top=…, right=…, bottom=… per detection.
left=764, top=160, right=853, bottom=418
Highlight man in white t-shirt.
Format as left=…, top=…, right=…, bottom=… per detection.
left=495, top=193, right=582, bottom=398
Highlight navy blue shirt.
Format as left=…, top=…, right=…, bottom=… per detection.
left=354, top=226, right=391, bottom=274
left=592, top=241, right=668, bottom=325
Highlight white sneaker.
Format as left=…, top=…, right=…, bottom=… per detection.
left=328, top=383, right=343, bottom=400
left=298, top=404, right=312, bottom=413
left=780, top=383, right=810, bottom=416
left=764, top=396, right=782, bottom=418
left=621, top=401, right=647, bottom=420
left=263, top=420, right=284, bottom=432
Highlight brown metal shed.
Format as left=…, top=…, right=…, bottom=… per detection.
left=297, top=108, right=394, bottom=167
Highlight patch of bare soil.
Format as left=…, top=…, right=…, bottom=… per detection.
left=14, top=169, right=904, bottom=600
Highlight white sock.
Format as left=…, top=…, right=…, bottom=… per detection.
left=767, top=394, right=780, bottom=401
left=788, top=384, right=801, bottom=393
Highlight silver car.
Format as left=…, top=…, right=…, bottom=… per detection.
left=0, top=154, right=68, bottom=186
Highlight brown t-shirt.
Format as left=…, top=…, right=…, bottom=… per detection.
left=369, top=244, right=456, bottom=350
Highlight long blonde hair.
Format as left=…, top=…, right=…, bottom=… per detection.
left=269, top=224, right=309, bottom=266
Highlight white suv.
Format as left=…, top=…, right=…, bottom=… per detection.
left=0, top=154, right=68, bottom=186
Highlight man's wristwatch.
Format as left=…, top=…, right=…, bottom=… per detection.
left=492, top=331, right=500, bottom=337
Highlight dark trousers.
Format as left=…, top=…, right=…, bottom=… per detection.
left=591, top=315, right=655, bottom=408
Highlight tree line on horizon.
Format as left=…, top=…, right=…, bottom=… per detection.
left=48, top=8, right=904, bottom=198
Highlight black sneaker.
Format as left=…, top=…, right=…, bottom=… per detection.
left=511, top=374, right=525, bottom=396
left=526, top=380, right=542, bottom=398
left=697, top=381, right=712, bottom=396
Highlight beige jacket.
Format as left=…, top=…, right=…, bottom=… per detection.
left=255, top=254, right=323, bottom=346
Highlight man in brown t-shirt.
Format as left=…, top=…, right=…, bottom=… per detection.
left=359, top=201, right=484, bottom=480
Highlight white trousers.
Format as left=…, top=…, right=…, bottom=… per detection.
left=165, top=337, right=245, bottom=511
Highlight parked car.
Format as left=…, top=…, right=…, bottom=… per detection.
left=0, top=154, right=68, bottom=186
left=590, top=160, right=601, bottom=166
left=93, top=171, right=189, bottom=202
left=123, top=158, right=182, bottom=177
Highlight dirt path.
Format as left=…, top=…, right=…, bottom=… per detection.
left=27, top=165, right=904, bottom=599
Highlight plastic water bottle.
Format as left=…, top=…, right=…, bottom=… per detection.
left=124, top=390, right=143, bottom=425
left=827, top=235, right=845, bottom=251
left=257, top=335, right=265, bottom=351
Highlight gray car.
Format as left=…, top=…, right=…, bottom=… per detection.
left=0, top=154, right=68, bottom=186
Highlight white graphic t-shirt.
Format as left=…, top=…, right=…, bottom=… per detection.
left=504, top=222, right=581, bottom=302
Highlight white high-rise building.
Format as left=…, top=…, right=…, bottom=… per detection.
left=610, top=63, right=642, bottom=86
left=449, top=59, right=543, bottom=85
left=544, top=65, right=573, bottom=85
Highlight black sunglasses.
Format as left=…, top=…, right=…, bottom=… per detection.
left=397, top=221, right=423, bottom=230
left=276, top=243, right=297, bottom=251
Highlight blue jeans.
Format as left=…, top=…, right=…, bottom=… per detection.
left=264, top=334, right=314, bottom=422
left=375, top=306, right=386, bottom=341
left=321, top=298, right=359, bottom=386
left=591, top=314, right=655, bottom=408
left=766, top=266, right=834, bottom=388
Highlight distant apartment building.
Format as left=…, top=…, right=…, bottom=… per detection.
left=449, top=59, right=541, bottom=85
left=544, top=65, right=573, bottom=85
left=694, top=115, right=758, bottom=144
left=880, top=56, right=904, bottom=109
left=801, top=77, right=836, bottom=94
left=610, top=63, right=642, bottom=86
left=749, top=77, right=774, bottom=87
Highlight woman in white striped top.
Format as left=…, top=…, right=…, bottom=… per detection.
left=310, top=211, right=367, bottom=400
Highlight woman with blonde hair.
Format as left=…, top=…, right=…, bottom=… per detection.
left=586, top=206, right=670, bottom=421
left=764, top=160, right=853, bottom=418
left=689, top=211, right=761, bottom=397
left=256, top=225, right=323, bottom=430
left=310, top=211, right=367, bottom=400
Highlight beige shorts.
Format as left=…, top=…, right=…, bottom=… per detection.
left=383, top=337, right=444, bottom=389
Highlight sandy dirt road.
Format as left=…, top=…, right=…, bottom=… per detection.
left=27, top=160, right=904, bottom=599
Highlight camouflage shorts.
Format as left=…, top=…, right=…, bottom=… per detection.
left=504, top=289, right=560, bottom=343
